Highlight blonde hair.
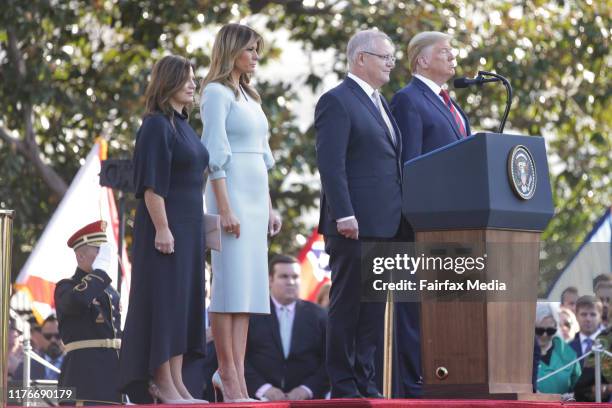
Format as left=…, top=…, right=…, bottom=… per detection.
left=406, top=31, right=451, bottom=73
left=144, top=55, right=194, bottom=122
left=201, top=23, right=263, bottom=103
left=558, top=306, right=580, bottom=341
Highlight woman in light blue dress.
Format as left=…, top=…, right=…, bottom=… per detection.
left=200, top=24, right=281, bottom=402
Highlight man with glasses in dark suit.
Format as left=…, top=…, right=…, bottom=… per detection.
left=315, top=29, right=406, bottom=398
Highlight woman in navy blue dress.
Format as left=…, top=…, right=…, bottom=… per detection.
left=119, top=55, right=209, bottom=403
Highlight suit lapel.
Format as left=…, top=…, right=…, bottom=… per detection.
left=380, top=95, right=401, bottom=154
left=414, top=78, right=462, bottom=140
left=345, top=78, right=398, bottom=150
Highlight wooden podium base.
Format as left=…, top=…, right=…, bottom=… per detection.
left=417, top=229, right=541, bottom=400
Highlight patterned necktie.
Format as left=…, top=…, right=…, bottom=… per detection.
left=372, top=89, right=396, bottom=144
left=584, top=337, right=594, bottom=354
left=439, top=89, right=467, bottom=137
left=279, top=306, right=292, bottom=358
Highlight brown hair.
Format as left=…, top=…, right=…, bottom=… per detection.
left=561, top=286, right=578, bottom=303
left=575, top=295, right=603, bottom=314
left=595, top=279, right=612, bottom=293
left=201, top=23, right=263, bottom=103
left=269, top=254, right=299, bottom=278
left=144, top=55, right=194, bottom=123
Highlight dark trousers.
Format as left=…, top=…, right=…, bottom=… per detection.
left=393, top=222, right=422, bottom=398
left=325, top=236, right=385, bottom=398
left=395, top=301, right=422, bottom=397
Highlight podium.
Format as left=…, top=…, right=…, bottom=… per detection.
left=402, top=132, right=554, bottom=399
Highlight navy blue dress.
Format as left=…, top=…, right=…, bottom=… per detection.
left=119, top=111, right=209, bottom=402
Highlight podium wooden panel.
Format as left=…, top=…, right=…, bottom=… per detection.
left=417, top=229, right=539, bottom=399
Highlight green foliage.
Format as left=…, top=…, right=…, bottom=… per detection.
left=0, top=0, right=221, bottom=279
left=264, top=0, right=611, bottom=293
left=1, top=0, right=609, bottom=293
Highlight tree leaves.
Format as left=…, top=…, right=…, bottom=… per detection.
left=1, top=1, right=609, bottom=293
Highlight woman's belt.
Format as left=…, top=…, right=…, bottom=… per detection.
left=232, top=149, right=264, bottom=154
left=64, top=338, right=121, bottom=353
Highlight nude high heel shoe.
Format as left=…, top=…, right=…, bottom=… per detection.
left=148, top=381, right=189, bottom=404
left=211, top=371, right=253, bottom=403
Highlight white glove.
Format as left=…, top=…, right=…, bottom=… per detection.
left=92, top=242, right=115, bottom=273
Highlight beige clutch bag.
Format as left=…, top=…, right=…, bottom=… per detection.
left=204, top=214, right=221, bottom=252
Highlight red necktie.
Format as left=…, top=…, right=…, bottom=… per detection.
left=439, top=89, right=467, bottom=137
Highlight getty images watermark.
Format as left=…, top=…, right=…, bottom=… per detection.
left=371, top=252, right=502, bottom=292
left=360, top=242, right=538, bottom=302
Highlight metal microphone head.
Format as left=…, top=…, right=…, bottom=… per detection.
left=453, top=77, right=472, bottom=88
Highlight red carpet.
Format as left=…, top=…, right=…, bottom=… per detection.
left=289, top=399, right=608, bottom=407
left=10, top=399, right=608, bottom=407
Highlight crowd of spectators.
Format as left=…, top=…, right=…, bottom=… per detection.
left=535, top=274, right=612, bottom=401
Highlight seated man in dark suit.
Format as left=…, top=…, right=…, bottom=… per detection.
left=245, top=254, right=328, bottom=401
left=569, top=295, right=603, bottom=367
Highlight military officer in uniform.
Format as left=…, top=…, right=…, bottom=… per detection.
left=54, top=220, right=122, bottom=405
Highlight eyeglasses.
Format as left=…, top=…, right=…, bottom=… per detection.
left=42, top=333, right=61, bottom=341
left=361, top=51, right=396, bottom=64
left=535, top=327, right=557, bottom=336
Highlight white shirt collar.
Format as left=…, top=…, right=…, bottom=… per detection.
left=413, top=74, right=444, bottom=96
left=348, top=72, right=376, bottom=98
left=271, top=296, right=296, bottom=313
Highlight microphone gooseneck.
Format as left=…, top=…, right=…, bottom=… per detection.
left=453, top=71, right=513, bottom=133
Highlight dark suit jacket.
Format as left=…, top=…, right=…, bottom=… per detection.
left=14, top=354, right=49, bottom=383
left=390, top=76, right=471, bottom=164
left=569, top=333, right=585, bottom=367
left=245, top=299, right=328, bottom=398
left=315, top=77, right=403, bottom=239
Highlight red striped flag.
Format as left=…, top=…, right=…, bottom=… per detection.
left=298, top=228, right=331, bottom=301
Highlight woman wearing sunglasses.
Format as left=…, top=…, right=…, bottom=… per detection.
left=535, top=303, right=582, bottom=394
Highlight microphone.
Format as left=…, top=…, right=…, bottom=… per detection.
left=453, top=76, right=500, bottom=88
left=453, top=71, right=513, bottom=133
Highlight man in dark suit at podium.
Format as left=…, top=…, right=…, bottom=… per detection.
left=389, top=31, right=472, bottom=398
left=245, top=255, right=328, bottom=400
left=315, top=29, right=404, bottom=398
left=391, top=31, right=471, bottom=163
